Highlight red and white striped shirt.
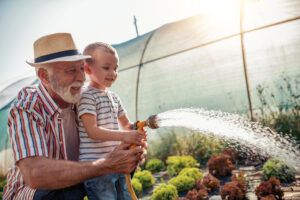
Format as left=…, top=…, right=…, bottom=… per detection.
left=3, top=83, right=69, bottom=200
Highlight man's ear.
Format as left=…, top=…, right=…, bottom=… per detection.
left=37, top=68, right=51, bottom=84
left=84, top=64, right=92, bottom=75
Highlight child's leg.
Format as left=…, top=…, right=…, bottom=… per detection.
left=116, top=174, right=133, bottom=200
left=84, top=174, right=118, bottom=200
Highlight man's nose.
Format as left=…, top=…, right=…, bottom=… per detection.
left=77, top=69, right=86, bottom=82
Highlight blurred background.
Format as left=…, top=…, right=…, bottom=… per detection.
left=0, top=0, right=299, bottom=179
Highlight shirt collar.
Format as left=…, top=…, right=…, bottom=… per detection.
left=37, top=83, right=61, bottom=116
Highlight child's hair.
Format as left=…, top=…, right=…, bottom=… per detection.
left=83, top=42, right=118, bottom=64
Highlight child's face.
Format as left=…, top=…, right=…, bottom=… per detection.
left=87, top=49, right=119, bottom=90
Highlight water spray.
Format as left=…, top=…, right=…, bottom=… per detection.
left=125, top=114, right=159, bottom=200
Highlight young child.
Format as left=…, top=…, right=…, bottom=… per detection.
left=78, top=42, right=146, bottom=200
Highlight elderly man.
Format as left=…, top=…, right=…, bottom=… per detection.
left=3, top=33, right=146, bottom=200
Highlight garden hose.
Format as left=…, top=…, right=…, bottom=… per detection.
left=126, top=121, right=147, bottom=200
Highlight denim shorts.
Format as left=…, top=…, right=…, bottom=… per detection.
left=84, top=174, right=132, bottom=200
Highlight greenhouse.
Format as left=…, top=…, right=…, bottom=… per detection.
left=0, top=0, right=299, bottom=179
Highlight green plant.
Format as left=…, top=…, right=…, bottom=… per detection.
left=186, top=188, right=209, bottom=200
left=255, top=75, right=300, bottom=142
left=169, top=175, right=194, bottom=193
left=166, top=155, right=199, bottom=176
left=151, top=183, right=178, bottom=200
left=206, top=154, right=234, bottom=177
left=255, top=177, right=284, bottom=200
left=132, top=178, right=142, bottom=195
left=201, top=173, right=220, bottom=193
left=133, top=170, right=155, bottom=189
left=178, top=168, right=203, bottom=182
left=147, top=128, right=225, bottom=164
left=262, top=158, right=296, bottom=183
left=220, top=181, right=247, bottom=200
left=146, top=159, right=165, bottom=173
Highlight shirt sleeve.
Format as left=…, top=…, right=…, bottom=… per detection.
left=7, top=106, right=48, bottom=162
left=77, top=91, right=97, bottom=118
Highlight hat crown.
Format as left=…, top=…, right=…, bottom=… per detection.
left=33, top=33, right=77, bottom=59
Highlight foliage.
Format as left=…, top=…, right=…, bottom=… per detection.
left=206, top=154, right=234, bottom=177
left=0, top=178, right=7, bottom=200
left=146, top=158, right=165, bottom=173
left=147, top=128, right=225, bottom=165
left=186, top=188, right=209, bottom=200
left=255, top=177, right=284, bottom=200
left=166, top=155, right=199, bottom=176
left=201, top=173, right=220, bottom=193
left=255, top=75, right=300, bottom=142
left=231, top=172, right=248, bottom=185
left=262, top=158, right=296, bottom=183
left=151, top=183, right=178, bottom=200
left=132, top=178, right=142, bottom=195
left=133, top=170, right=155, bottom=189
left=220, top=181, right=247, bottom=200
left=169, top=175, right=195, bottom=193
left=178, top=168, right=203, bottom=182
left=222, top=147, right=243, bottom=164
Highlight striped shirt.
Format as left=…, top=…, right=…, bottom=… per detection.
left=3, top=83, right=72, bottom=200
left=78, top=86, right=126, bottom=161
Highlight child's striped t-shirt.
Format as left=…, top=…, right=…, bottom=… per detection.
left=78, top=86, right=126, bottom=161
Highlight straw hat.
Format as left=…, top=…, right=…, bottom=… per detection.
left=26, top=33, right=91, bottom=67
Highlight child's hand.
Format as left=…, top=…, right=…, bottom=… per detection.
left=123, top=130, right=147, bottom=145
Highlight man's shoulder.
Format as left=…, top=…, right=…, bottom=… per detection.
left=11, top=85, right=40, bottom=111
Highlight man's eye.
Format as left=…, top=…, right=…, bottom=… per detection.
left=67, top=69, right=76, bottom=73
left=102, top=67, right=109, bottom=70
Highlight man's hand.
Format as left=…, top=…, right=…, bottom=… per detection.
left=102, top=143, right=146, bottom=174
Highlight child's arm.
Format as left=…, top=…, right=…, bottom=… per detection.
left=81, top=113, right=146, bottom=145
left=118, top=114, right=133, bottom=130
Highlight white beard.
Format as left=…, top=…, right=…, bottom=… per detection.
left=50, top=74, right=83, bottom=104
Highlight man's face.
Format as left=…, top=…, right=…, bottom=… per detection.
left=47, top=60, right=85, bottom=104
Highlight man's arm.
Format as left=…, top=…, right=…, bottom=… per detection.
left=18, top=143, right=144, bottom=190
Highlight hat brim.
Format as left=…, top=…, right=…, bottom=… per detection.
left=26, top=54, right=91, bottom=67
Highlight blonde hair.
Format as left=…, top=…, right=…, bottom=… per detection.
left=83, top=42, right=118, bottom=65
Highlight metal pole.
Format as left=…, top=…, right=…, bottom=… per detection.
left=240, top=0, right=254, bottom=121
left=133, top=15, right=139, bottom=37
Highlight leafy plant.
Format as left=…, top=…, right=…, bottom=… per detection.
left=255, top=75, right=300, bottom=142
left=186, top=188, right=209, bottom=200
left=255, top=177, right=284, bottom=200
left=231, top=172, right=248, bottom=185
left=146, top=159, right=165, bottom=173
left=132, top=178, right=142, bottom=195
left=169, top=175, right=195, bottom=193
left=178, top=168, right=203, bottom=182
left=201, top=173, right=220, bottom=193
left=147, top=128, right=225, bottom=165
left=222, top=147, right=243, bottom=164
left=167, top=155, right=199, bottom=176
left=262, top=158, right=296, bottom=183
left=133, top=170, right=155, bottom=189
left=220, top=181, right=247, bottom=200
left=206, top=154, right=234, bottom=177
left=151, top=183, right=178, bottom=200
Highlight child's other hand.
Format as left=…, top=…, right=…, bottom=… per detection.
left=123, top=130, right=147, bottom=145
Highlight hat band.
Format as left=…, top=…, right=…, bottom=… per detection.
left=35, top=49, right=79, bottom=63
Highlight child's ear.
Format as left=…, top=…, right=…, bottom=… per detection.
left=84, top=64, right=92, bottom=75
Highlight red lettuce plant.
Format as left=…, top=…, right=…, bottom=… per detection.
left=201, top=173, right=220, bottom=193
left=207, top=154, right=234, bottom=177
left=220, top=181, right=247, bottom=200
left=255, top=177, right=283, bottom=200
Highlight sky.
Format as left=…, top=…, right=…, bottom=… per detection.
left=0, top=0, right=216, bottom=86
